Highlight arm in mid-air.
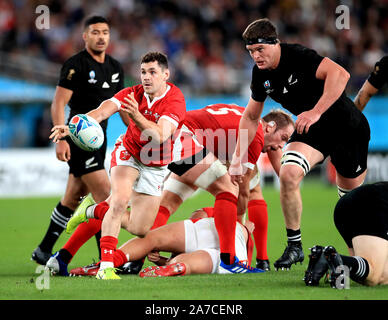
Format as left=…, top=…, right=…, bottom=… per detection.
left=354, top=80, right=379, bottom=112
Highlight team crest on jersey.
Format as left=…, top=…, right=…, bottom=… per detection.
left=88, top=70, right=97, bottom=84
left=264, top=80, right=273, bottom=94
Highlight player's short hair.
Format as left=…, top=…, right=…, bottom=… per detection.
left=83, top=15, right=109, bottom=29
left=242, top=18, right=278, bottom=44
left=262, top=109, right=294, bottom=130
left=141, top=52, right=169, bottom=70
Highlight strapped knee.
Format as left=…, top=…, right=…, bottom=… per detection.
left=194, top=159, right=227, bottom=190
left=163, top=178, right=195, bottom=202
left=281, top=151, right=311, bottom=176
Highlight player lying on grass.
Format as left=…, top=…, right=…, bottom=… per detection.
left=48, top=206, right=258, bottom=277
left=304, top=182, right=388, bottom=288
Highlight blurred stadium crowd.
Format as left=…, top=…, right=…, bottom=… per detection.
left=0, top=0, right=387, bottom=95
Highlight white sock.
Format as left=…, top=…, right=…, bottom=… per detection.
left=100, top=261, right=114, bottom=270
left=85, top=204, right=97, bottom=219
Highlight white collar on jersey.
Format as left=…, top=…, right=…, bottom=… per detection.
left=144, top=84, right=171, bottom=109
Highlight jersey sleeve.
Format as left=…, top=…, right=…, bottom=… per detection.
left=250, top=66, right=267, bottom=102
left=295, top=45, right=324, bottom=76
left=109, top=87, right=134, bottom=109
left=57, top=57, right=81, bottom=91
left=117, top=64, right=125, bottom=92
left=368, top=56, right=388, bottom=90
left=159, top=88, right=186, bottom=128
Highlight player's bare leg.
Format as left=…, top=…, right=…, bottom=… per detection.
left=352, top=235, right=388, bottom=286
left=275, top=142, right=324, bottom=270
left=80, top=169, right=111, bottom=203
left=336, top=171, right=367, bottom=198
left=169, top=251, right=214, bottom=275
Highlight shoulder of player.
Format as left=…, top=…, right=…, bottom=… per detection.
left=104, top=54, right=123, bottom=69
left=62, top=50, right=86, bottom=67
left=377, top=55, right=388, bottom=68
left=165, top=83, right=185, bottom=101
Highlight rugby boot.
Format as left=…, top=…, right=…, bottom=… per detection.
left=323, top=245, right=346, bottom=289
left=139, top=262, right=186, bottom=278
left=66, top=193, right=95, bottom=234
left=69, top=262, right=100, bottom=277
left=303, top=245, right=328, bottom=286
left=219, top=256, right=265, bottom=274
left=274, top=242, right=304, bottom=270
left=45, top=251, right=69, bottom=276
left=117, top=259, right=144, bottom=275
left=256, top=259, right=271, bottom=271
left=31, top=246, right=52, bottom=265
left=96, top=267, right=121, bottom=280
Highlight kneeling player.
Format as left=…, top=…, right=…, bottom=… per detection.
left=304, top=182, right=388, bottom=288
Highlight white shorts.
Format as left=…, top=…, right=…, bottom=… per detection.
left=184, top=218, right=248, bottom=274
left=111, top=137, right=169, bottom=196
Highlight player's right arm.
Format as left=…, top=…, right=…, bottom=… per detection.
left=229, top=97, right=264, bottom=184
left=354, top=80, right=378, bottom=112
left=51, top=86, right=73, bottom=161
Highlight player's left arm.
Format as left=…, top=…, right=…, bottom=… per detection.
left=267, top=148, right=282, bottom=176
left=295, top=57, right=350, bottom=134
left=237, top=167, right=255, bottom=217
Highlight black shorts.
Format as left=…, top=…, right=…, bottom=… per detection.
left=334, top=182, right=388, bottom=248
left=168, top=148, right=209, bottom=176
left=288, top=102, right=370, bottom=179
left=66, top=136, right=107, bottom=178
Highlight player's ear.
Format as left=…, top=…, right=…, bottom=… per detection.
left=164, top=68, right=170, bottom=81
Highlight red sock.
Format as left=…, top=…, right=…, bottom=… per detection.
left=248, top=199, right=268, bottom=260
left=151, top=206, right=170, bottom=230
left=94, top=201, right=110, bottom=220
left=63, top=219, right=102, bottom=259
left=100, top=236, right=118, bottom=263
left=213, top=192, right=237, bottom=264
left=113, top=249, right=128, bottom=268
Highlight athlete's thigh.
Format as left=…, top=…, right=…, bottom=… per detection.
left=283, top=141, right=325, bottom=171
left=110, top=165, right=138, bottom=203
left=129, top=191, right=162, bottom=232
left=148, top=220, right=186, bottom=253
left=178, top=152, right=219, bottom=184
left=61, top=174, right=87, bottom=209
left=80, top=169, right=111, bottom=202
left=352, top=235, right=388, bottom=283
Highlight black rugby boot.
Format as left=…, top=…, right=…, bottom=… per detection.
left=117, top=259, right=144, bottom=275
left=274, top=242, right=304, bottom=270
left=303, top=245, right=329, bottom=286
left=324, top=246, right=347, bottom=289
left=256, top=259, right=271, bottom=271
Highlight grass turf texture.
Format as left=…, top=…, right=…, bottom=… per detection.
left=1, top=180, right=387, bottom=300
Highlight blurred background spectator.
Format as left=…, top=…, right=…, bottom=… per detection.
left=0, top=0, right=387, bottom=96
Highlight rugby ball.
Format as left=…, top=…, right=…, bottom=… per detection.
left=68, top=114, right=104, bottom=151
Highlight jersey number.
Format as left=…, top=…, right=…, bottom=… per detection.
left=205, top=107, right=243, bottom=116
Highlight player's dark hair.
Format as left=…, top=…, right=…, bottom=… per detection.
left=141, top=52, right=169, bottom=69
left=84, top=15, right=109, bottom=29
left=262, top=109, right=294, bottom=130
left=242, top=18, right=278, bottom=43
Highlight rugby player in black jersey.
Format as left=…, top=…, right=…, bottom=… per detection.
left=230, top=18, right=370, bottom=270
left=354, top=55, right=388, bottom=111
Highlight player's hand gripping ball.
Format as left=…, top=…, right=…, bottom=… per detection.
left=68, top=114, right=104, bottom=151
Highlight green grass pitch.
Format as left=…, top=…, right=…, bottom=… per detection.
left=0, top=179, right=387, bottom=301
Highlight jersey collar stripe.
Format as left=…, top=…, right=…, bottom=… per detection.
left=144, top=85, right=171, bottom=109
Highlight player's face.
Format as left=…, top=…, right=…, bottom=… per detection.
left=263, top=124, right=293, bottom=152
left=83, top=23, right=110, bottom=54
left=246, top=43, right=280, bottom=70
left=141, top=61, right=170, bottom=98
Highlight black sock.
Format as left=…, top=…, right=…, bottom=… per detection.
left=340, top=255, right=370, bottom=284
left=58, top=248, right=73, bottom=265
left=286, top=228, right=301, bottom=245
left=221, top=253, right=234, bottom=265
left=38, top=202, right=73, bottom=253
left=95, top=230, right=101, bottom=259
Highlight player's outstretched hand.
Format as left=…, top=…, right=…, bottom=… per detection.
left=228, top=157, right=246, bottom=185
left=50, top=125, right=70, bottom=143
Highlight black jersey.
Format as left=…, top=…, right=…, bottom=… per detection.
left=250, top=43, right=361, bottom=126
left=368, top=55, right=388, bottom=90
left=58, top=49, right=124, bottom=130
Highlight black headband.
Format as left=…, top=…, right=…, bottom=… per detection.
left=245, top=37, right=278, bottom=45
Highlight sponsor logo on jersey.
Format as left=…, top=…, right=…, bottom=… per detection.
left=102, top=81, right=110, bottom=88
left=67, top=69, right=75, bottom=80
left=88, top=70, right=97, bottom=84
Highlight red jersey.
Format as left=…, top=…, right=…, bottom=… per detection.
left=110, top=83, right=186, bottom=166
left=183, top=104, right=264, bottom=166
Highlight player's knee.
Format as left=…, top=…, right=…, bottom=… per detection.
left=279, top=166, right=303, bottom=191
left=110, top=199, right=129, bottom=219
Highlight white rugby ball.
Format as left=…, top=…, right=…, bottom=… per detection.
left=68, top=114, right=104, bottom=151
